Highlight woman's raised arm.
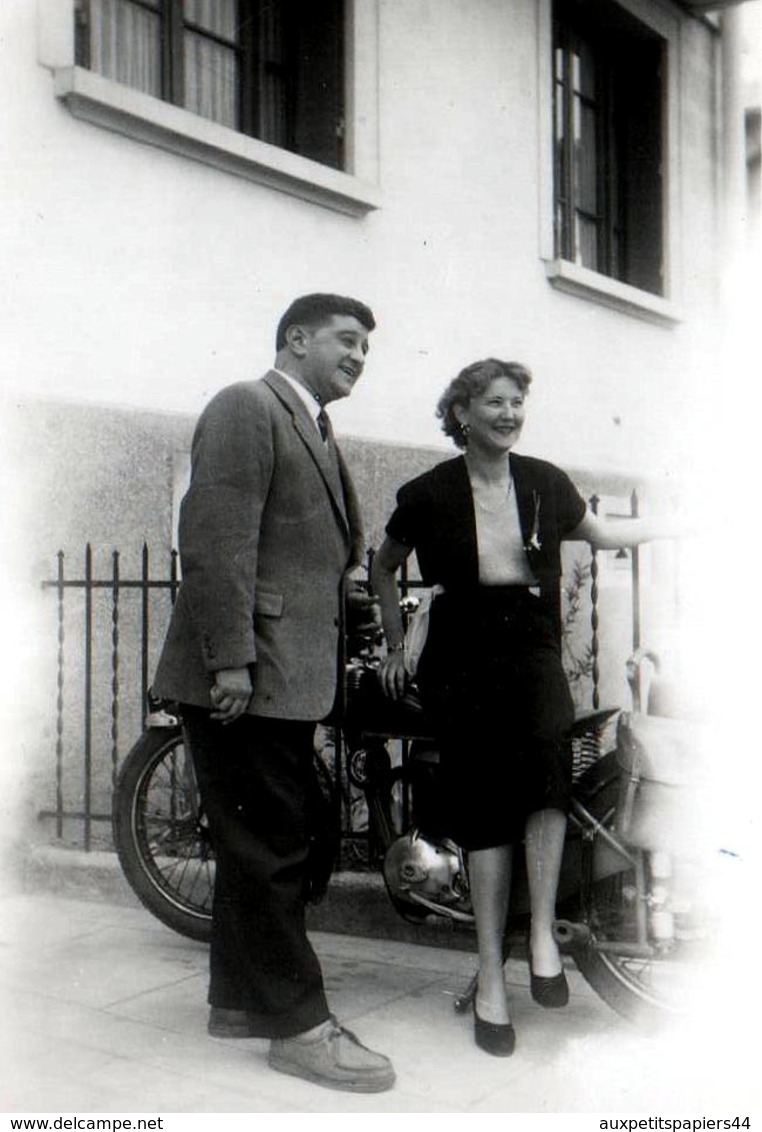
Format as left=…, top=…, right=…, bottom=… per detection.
left=569, top=509, right=684, bottom=551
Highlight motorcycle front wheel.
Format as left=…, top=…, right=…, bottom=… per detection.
left=568, top=751, right=710, bottom=1026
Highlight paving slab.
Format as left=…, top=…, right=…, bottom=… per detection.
left=0, top=892, right=755, bottom=1115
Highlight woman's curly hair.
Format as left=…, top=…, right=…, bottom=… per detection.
left=436, top=359, right=532, bottom=449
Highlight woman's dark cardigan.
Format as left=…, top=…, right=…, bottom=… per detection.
left=386, top=453, right=587, bottom=642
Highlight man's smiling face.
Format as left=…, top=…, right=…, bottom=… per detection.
left=297, top=314, right=370, bottom=404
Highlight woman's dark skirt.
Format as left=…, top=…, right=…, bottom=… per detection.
left=415, top=586, right=575, bottom=850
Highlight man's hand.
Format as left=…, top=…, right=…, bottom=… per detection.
left=210, top=667, right=253, bottom=723
left=345, top=585, right=381, bottom=630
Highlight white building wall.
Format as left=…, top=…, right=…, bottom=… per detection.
left=2, top=0, right=719, bottom=480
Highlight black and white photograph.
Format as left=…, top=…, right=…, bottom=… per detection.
left=1, top=0, right=760, bottom=1122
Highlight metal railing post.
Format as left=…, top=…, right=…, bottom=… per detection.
left=55, top=550, right=65, bottom=840
left=110, top=550, right=120, bottom=790
left=588, top=494, right=601, bottom=709
left=83, top=544, right=93, bottom=851
left=630, top=488, right=641, bottom=651
left=141, top=543, right=150, bottom=715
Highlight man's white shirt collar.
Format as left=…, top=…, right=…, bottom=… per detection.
left=273, top=368, right=322, bottom=430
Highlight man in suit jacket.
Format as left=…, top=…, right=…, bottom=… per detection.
left=153, top=294, right=395, bottom=1094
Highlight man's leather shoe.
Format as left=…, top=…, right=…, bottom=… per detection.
left=208, top=1007, right=256, bottom=1038
left=268, top=1016, right=395, bottom=1093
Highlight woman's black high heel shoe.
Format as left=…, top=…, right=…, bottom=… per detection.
left=528, top=946, right=569, bottom=1008
left=473, top=1006, right=516, bottom=1057
left=529, top=941, right=570, bottom=1014
left=530, top=970, right=569, bottom=1008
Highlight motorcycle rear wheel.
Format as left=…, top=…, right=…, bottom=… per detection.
left=569, top=752, right=708, bottom=1026
left=113, top=727, right=338, bottom=943
left=113, top=727, right=214, bottom=942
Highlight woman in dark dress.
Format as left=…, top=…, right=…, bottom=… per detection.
left=372, top=359, right=671, bottom=1056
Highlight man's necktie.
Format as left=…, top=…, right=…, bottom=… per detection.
left=317, top=407, right=330, bottom=443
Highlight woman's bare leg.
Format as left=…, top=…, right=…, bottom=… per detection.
left=525, top=808, right=566, bottom=976
left=469, top=844, right=513, bottom=1023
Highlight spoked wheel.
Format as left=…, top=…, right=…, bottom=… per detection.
left=113, top=727, right=339, bottom=943
left=566, top=752, right=710, bottom=1025
left=113, top=728, right=214, bottom=942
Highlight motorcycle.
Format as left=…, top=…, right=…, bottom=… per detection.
left=112, top=606, right=713, bottom=1027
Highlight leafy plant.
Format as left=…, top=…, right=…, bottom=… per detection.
left=561, top=558, right=595, bottom=690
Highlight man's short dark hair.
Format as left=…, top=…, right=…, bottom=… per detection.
left=275, top=293, right=376, bottom=350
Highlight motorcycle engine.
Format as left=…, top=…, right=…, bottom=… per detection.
left=382, top=830, right=472, bottom=920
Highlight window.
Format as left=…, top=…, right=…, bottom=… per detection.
left=74, top=0, right=345, bottom=171
left=552, top=0, right=665, bottom=296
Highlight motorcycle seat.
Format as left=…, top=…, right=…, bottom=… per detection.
left=344, top=669, right=436, bottom=743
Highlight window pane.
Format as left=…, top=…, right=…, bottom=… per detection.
left=555, top=84, right=565, bottom=145
left=184, top=32, right=237, bottom=128
left=554, top=45, right=568, bottom=144
left=574, top=40, right=596, bottom=99
left=183, top=0, right=237, bottom=41
left=289, top=0, right=345, bottom=169
left=88, top=0, right=161, bottom=98
left=553, top=44, right=571, bottom=259
left=554, top=45, right=565, bottom=84
left=259, top=2, right=289, bottom=148
left=575, top=101, right=598, bottom=214
left=575, top=215, right=598, bottom=270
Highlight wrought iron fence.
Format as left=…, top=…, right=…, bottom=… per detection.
left=42, top=544, right=179, bottom=849
left=40, top=491, right=642, bottom=853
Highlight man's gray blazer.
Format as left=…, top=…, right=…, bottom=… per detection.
left=153, top=371, right=364, bottom=721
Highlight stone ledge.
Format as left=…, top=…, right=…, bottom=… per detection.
left=22, top=844, right=477, bottom=953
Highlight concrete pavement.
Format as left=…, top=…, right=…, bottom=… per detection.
left=0, top=885, right=755, bottom=1115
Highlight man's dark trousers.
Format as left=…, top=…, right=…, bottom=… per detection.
left=182, top=706, right=331, bottom=1039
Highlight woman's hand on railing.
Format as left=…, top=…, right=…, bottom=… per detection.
left=377, top=648, right=408, bottom=701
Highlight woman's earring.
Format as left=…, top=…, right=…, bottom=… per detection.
left=459, top=421, right=470, bottom=442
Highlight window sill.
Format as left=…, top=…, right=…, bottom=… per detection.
left=53, top=66, right=381, bottom=218
left=544, top=259, right=681, bottom=325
